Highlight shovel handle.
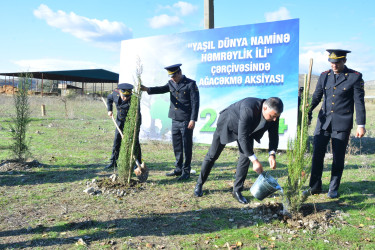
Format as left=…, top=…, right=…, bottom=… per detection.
left=101, top=97, right=124, bottom=139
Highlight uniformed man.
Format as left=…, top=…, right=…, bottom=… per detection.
left=105, top=83, right=142, bottom=169
left=306, top=49, right=366, bottom=198
left=194, top=97, right=283, bottom=204
left=141, top=64, right=200, bottom=181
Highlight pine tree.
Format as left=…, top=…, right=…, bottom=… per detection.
left=9, top=74, right=32, bottom=161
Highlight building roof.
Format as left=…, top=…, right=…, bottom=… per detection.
left=0, top=69, right=119, bottom=83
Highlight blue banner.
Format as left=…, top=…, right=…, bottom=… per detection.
left=120, top=19, right=299, bottom=149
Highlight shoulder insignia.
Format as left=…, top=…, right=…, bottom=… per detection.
left=322, top=70, right=330, bottom=74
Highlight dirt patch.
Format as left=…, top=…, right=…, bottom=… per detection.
left=90, top=177, right=348, bottom=234
left=84, top=174, right=147, bottom=197
left=0, top=159, right=43, bottom=172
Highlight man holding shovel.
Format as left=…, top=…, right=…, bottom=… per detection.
left=105, top=83, right=142, bottom=170
left=194, top=97, right=283, bottom=204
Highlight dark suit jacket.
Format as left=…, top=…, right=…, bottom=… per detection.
left=217, top=97, right=279, bottom=157
left=309, top=66, right=366, bottom=133
left=147, top=75, right=200, bottom=121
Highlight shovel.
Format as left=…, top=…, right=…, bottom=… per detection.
left=101, top=97, right=148, bottom=182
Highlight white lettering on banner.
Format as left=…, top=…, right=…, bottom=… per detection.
left=250, top=33, right=290, bottom=45
left=187, top=41, right=216, bottom=52
left=217, top=37, right=248, bottom=48
left=201, top=49, right=253, bottom=62
left=244, top=74, right=284, bottom=84
left=210, top=62, right=271, bottom=76
left=199, top=76, right=243, bottom=86
left=198, top=74, right=284, bottom=87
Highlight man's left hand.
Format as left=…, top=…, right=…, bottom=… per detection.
left=356, top=127, right=366, bottom=138
left=188, top=120, right=195, bottom=129
left=269, top=155, right=276, bottom=170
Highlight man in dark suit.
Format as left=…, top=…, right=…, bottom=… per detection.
left=141, top=64, right=200, bottom=181
left=306, top=49, right=366, bottom=198
left=105, top=83, right=142, bottom=169
left=194, top=97, right=283, bottom=204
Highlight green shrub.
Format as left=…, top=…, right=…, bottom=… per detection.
left=9, top=74, right=32, bottom=161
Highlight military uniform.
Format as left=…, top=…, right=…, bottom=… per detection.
left=106, top=84, right=142, bottom=169
left=308, top=49, right=366, bottom=197
left=146, top=64, right=200, bottom=178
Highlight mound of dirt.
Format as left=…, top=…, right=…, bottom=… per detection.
left=0, top=159, right=42, bottom=172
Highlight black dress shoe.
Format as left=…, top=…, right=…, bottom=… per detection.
left=302, top=188, right=322, bottom=198
left=177, top=174, right=190, bottom=181
left=232, top=191, right=248, bottom=204
left=104, top=162, right=117, bottom=170
left=194, top=184, right=203, bottom=197
left=327, top=190, right=339, bottom=199
left=166, top=171, right=182, bottom=177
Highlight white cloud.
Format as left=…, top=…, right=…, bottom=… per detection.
left=148, top=14, right=183, bottom=29
left=12, top=58, right=115, bottom=72
left=33, top=4, right=132, bottom=45
left=265, top=7, right=291, bottom=22
left=149, top=1, right=197, bottom=29
left=157, top=1, right=198, bottom=16
left=173, top=1, right=198, bottom=16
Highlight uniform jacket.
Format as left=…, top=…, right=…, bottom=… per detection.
left=217, top=97, right=279, bottom=157
left=309, top=66, right=366, bottom=132
left=147, top=75, right=200, bottom=121
left=107, top=89, right=131, bottom=122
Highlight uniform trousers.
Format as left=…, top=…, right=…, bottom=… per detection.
left=110, top=118, right=142, bottom=163
left=172, top=119, right=193, bottom=175
left=309, top=127, right=350, bottom=192
left=197, top=128, right=251, bottom=192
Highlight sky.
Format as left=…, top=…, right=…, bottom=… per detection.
left=1, top=0, right=374, bottom=80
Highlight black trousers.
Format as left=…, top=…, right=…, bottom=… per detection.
left=197, top=129, right=250, bottom=192
left=110, top=118, right=142, bottom=163
left=309, top=129, right=349, bottom=192
left=172, top=120, right=193, bottom=175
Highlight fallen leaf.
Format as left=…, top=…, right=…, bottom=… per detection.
left=146, top=243, right=153, bottom=248
left=223, top=242, right=230, bottom=248
left=364, top=238, right=372, bottom=242
left=76, top=238, right=87, bottom=246
left=236, top=241, right=243, bottom=247
left=359, top=224, right=364, bottom=228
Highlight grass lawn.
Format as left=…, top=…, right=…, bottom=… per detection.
left=0, top=94, right=374, bottom=249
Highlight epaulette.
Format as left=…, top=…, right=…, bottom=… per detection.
left=346, top=68, right=361, bottom=75
left=322, top=70, right=330, bottom=74
left=114, top=88, right=120, bottom=93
